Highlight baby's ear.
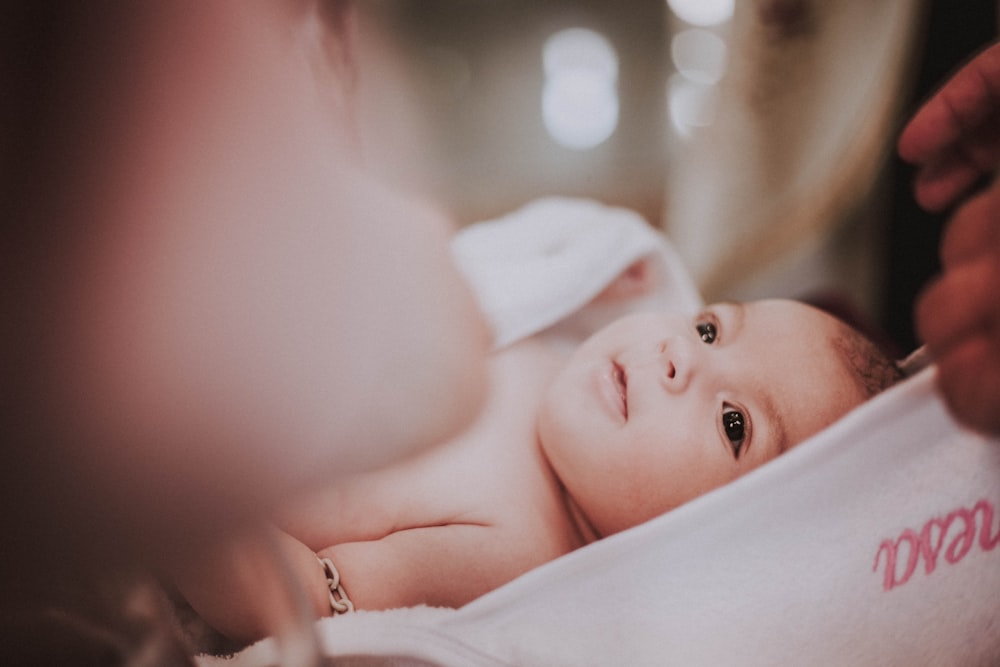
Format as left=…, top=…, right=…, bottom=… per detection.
left=591, top=257, right=659, bottom=304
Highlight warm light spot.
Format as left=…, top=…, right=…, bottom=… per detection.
left=667, top=73, right=718, bottom=138
left=543, top=27, right=618, bottom=81
left=543, top=72, right=619, bottom=150
left=671, top=29, right=727, bottom=85
left=666, top=0, right=734, bottom=27
left=542, top=28, right=619, bottom=150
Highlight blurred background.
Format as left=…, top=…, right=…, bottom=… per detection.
left=352, top=0, right=998, bottom=356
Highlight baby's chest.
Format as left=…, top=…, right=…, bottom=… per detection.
left=291, top=340, right=571, bottom=549
left=291, top=438, right=575, bottom=567
left=383, top=432, right=542, bottom=530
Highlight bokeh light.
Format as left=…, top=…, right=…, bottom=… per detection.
left=666, top=0, right=734, bottom=27
left=542, top=28, right=620, bottom=150
left=671, top=29, right=727, bottom=85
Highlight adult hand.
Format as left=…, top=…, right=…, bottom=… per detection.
left=915, top=182, right=1000, bottom=436
left=898, top=41, right=1000, bottom=212
left=899, top=41, right=1000, bottom=436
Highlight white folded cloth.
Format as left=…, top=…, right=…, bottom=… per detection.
left=452, top=196, right=702, bottom=349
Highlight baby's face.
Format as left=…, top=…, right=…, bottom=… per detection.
left=537, top=299, right=866, bottom=537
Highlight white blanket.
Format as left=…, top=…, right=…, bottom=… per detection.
left=451, top=196, right=702, bottom=349
left=207, top=198, right=1000, bottom=666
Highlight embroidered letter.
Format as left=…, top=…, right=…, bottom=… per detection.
left=918, top=516, right=948, bottom=575
left=944, top=508, right=976, bottom=564
left=874, top=529, right=921, bottom=591
left=974, top=500, right=1000, bottom=551
left=875, top=498, right=1000, bottom=592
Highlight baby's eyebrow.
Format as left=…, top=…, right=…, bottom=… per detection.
left=751, top=389, right=789, bottom=458
left=770, top=402, right=790, bottom=454
left=715, top=301, right=746, bottom=341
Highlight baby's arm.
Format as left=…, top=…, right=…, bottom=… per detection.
left=177, top=522, right=531, bottom=643
left=319, top=522, right=530, bottom=611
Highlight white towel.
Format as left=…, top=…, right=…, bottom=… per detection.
left=451, top=197, right=702, bottom=350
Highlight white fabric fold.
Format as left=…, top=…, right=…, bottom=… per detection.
left=451, top=197, right=702, bottom=349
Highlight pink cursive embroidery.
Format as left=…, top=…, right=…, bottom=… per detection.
left=873, top=498, right=1000, bottom=591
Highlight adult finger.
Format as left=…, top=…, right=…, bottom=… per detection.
left=898, top=90, right=966, bottom=166
left=915, top=253, right=1000, bottom=354
left=911, top=151, right=986, bottom=212
left=939, top=186, right=1000, bottom=268
left=898, top=41, right=1000, bottom=165
left=935, top=333, right=1000, bottom=436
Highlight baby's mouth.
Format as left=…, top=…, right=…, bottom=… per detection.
left=613, top=361, right=628, bottom=419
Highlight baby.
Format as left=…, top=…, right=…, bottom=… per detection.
left=174, top=296, right=901, bottom=645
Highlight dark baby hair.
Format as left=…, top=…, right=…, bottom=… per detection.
left=832, top=322, right=905, bottom=399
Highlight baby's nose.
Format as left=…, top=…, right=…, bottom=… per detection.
left=659, top=336, right=693, bottom=393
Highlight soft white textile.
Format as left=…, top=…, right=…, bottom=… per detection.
left=451, top=197, right=702, bottom=349
left=207, top=199, right=1000, bottom=666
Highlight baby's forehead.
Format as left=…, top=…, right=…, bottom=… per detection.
left=733, top=300, right=864, bottom=438
left=740, top=298, right=830, bottom=321
left=746, top=300, right=853, bottom=344
left=699, top=300, right=850, bottom=370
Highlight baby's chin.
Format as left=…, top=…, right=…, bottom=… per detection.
left=559, top=485, right=603, bottom=543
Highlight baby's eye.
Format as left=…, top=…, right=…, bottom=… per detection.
left=696, top=321, right=717, bottom=344
left=722, top=408, right=746, bottom=458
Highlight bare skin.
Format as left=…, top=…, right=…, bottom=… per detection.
left=174, top=299, right=870, bottom=645
left=176, top=339, right=586, bottom=642
left=899, top=40, right=1000, bottom=436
